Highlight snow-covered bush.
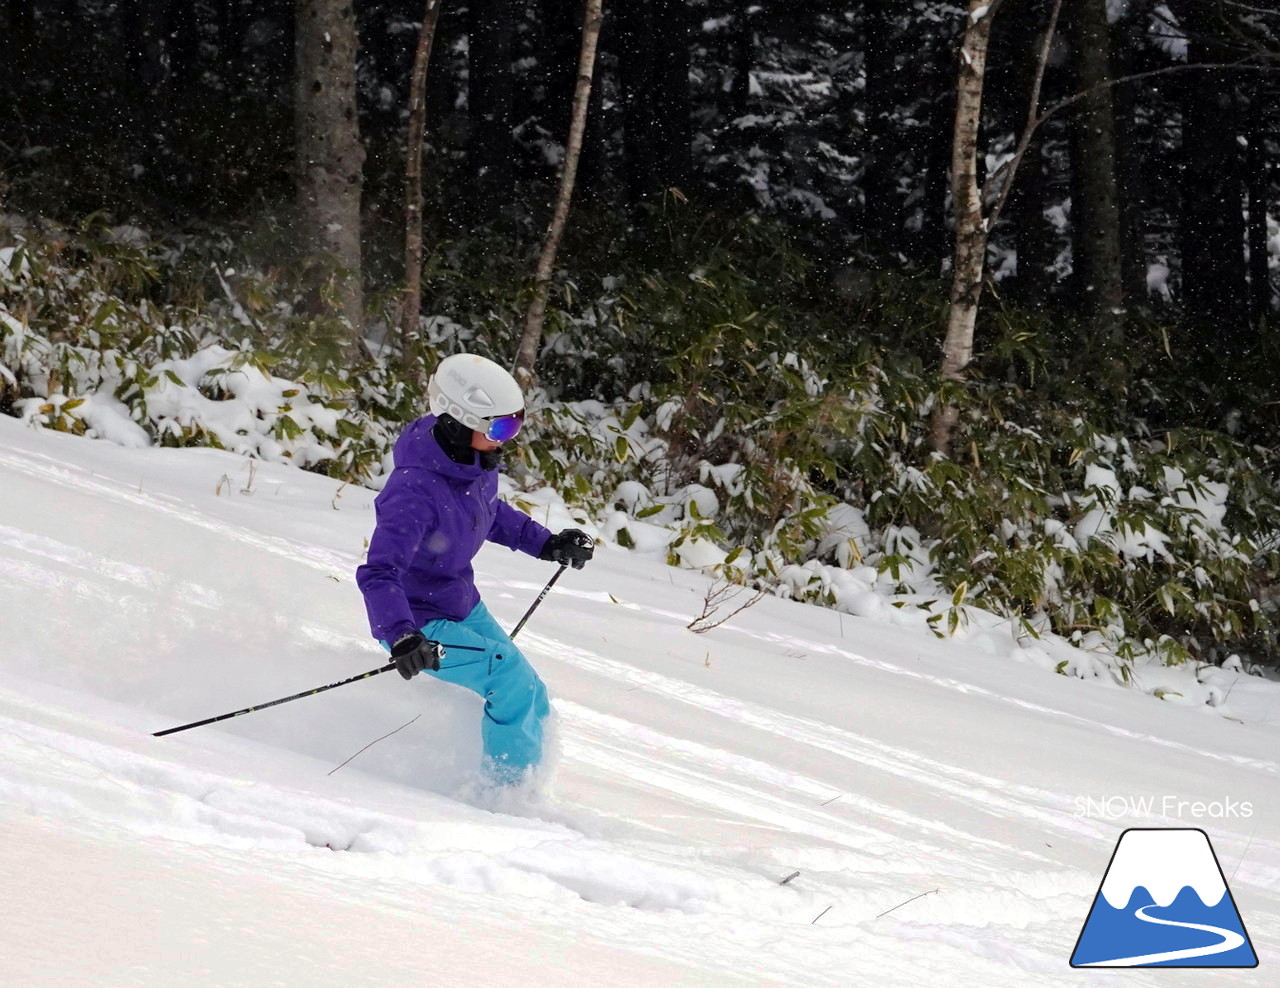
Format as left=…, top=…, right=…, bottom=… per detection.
left=3, top=211, right=1277, bottom=679
left=0, top=217, right=410, bottom=481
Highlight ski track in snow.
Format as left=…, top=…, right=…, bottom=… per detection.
left=0, top=687, right=1104, bottom=987
left=0, top=446, right=355, bottom=576
left=526, top=579, right=1280, bottom=780
left=529, top=632, right=1201, bottom=856
left=504, top=575, right=1280, bottom=783
left=0, top=693, right=1079, bottom=985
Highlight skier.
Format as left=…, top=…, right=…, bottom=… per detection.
left=355, top=353, right=594, bottom=785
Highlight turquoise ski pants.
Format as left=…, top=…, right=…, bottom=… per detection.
left=416, top=601, right=550, bottom=784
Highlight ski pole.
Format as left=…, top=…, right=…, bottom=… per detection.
left=508, top=563, right=568, bottom=640
left=154, top=566, right=570, bottom=738
left=151, top=642, right=487, bottom=738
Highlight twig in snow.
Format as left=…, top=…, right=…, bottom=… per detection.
left=328, top=714, right=421, bottom=775
left=687, top=575, right=769, bottom=633
left=779, top=871, right=801, bottom=886
left=876, top=888, right=940, bottom=919
left=820, top=793, right=843, bottom=807
left=811, top=905, right=834, bottom=925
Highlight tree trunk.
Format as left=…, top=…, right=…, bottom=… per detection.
left=616, top=0, right=690, bottom=208
left=1173, top=0, right=1249, bottom=358
left=863, top=1, right=902, bottom=258
left=164, top=0, right=201, bottom=94
left=294, top=0, right=366, bottom=360
left=4, top=0, right=33, bottom=38
left=907, top=91, right=953, bottom=267
left=655, top=0, right=692, bottom=192
left=539, top=0, right=580, bottom=146
left=931, top=0, right=1066, bottom=454
left=1010, top=135, right=1055, bottom=309
left=513, top=0, right=604, bottom=387
left=122, top=0, right=168, bottom=91
left=1067, top=0, right=1124, bottom=339
left=732, top=1, right=754, bottom=120
left=931, top=0, right=996, bottom=455
left=217, top=0, right=249, bottom=84
left=0, top=0, right=32, bottom=103
left=401, top=0, right=445, bottom=362
left=1246, top=86, right=1271, bottom=328
left=1113, top=76, right=1150, bottom=309
left=467, top=0, right=517, bottom=218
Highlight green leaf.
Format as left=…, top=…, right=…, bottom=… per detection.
left=275, top=415, right=304, bottom=440
left=335, top=419, right=364, bottom=440
left=91, top=299, right=119, bottom=330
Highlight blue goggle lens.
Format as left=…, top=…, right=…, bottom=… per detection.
left=485, top=412, right=525, bottom=443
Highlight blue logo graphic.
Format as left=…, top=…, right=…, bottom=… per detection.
left=1071, top=828, right=1257, bottom=968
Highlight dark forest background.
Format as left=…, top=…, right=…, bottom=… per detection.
left=3, top=1, right=1278, bottom=349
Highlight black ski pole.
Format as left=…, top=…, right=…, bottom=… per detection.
left=151, top=643, right=485, bottom=738
left=508, top=563, right=568, bottom=640
left=154, top=565, right=571, bottom=738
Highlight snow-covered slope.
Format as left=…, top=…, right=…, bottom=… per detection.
left=1, top=415, right=1276, bottom=986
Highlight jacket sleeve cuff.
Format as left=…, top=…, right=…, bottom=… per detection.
left=386, top=625, right=420, bottom=648
left=525, top=527, right=553, bottom=558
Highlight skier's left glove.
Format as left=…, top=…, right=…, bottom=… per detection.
left=540, top=529, right=595, bottom=569
left=390, top=633, right=444, bottom=680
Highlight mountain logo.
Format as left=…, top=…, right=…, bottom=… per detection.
left=1070, top=828, right=1257, bottom=968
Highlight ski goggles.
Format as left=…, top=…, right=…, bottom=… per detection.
left=482, top=410, right=525, bottom=443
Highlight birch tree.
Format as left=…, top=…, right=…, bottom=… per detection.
left=931, top=0, right=1062, bottom=454
left=513, top=0, right=604, bottom=387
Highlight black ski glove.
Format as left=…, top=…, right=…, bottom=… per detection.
left=540, top=529, right=595, bottom=569
left=390, top=633, right=444, bottom=680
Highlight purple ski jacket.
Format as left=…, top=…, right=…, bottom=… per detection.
left=356, top=415, right=552, bottom=643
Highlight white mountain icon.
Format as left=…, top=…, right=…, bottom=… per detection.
left=1071, top=827, right=1257, bottom=968
left=1099, top=829, right=1226, bottom=909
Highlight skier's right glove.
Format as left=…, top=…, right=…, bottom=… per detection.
left=390, top=633, right=444, bottom=680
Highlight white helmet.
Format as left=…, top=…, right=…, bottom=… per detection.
left=428, top=353, right=524, bottom=433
